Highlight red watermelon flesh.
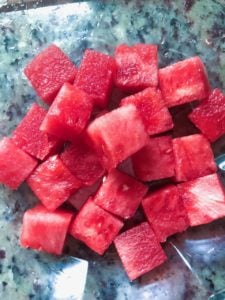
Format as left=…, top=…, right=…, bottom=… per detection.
left=40, top=83, right=93, bottom=142
left=12, top=103, right=62, bottom=160
left=159, top=56, right=210, bottom=107
left=121, top=87, right=173, bottom=135
left=60, top=137, right=105, bottom=186
left=173, top=134, right=217, bottom=182
left=114, top=222, right=167, bottom=281
left=178, top=174, right=225, bottom=227
left=69, top=197, right=124, bottom=255
left=75, top=49, right=116, bottom=108
left=114, top=44, right=158, bottom=92
left=189, top=89, right=225, bottom=142
left=6, top=43, right=225, bottom=277
left=24, top=44, right=77, bottom=105
left=27, top=155, right=81, bottom=211
left=94, top=169, right=148, bottom=219
left=132, top=136, right=175, bottom=182
left=20, top=204, right=73, bottom=255
left=142, top=185, right=189, bottom=242
left=0, top=137, right=38, bottom=189
left=68, top=179, right=102, bottom=210
left=87, top=104, right=148, bottom=170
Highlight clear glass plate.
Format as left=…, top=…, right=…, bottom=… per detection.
left=0, top=1, right=225, bottom=299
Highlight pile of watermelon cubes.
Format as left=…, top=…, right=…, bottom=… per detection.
left=1, top=43, right=225, bottom=281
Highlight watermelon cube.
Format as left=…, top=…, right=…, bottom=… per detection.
left=178, top=174, right=225, bottom=227
left=94, top=169, right=148, bottom=219
left=20, top=204, right=73, bottom=255
left=114, top=44, right=158, bottom=92
left=87, top=104, right=148, bottom=170
left=40, top=83, right=93, bottom=142
left=12, top=103, right=62, bottom=160
left=60, top=137, right=105, bottom=186
left=75, top=49, right=116, bottom=108
left=159, top=56, right=210, bottom=107
left=69, top=198, right=123, bottom=255
left=142, top=185, right=189, bottom=242
left=120, top=87, right=173, bottom=135
left=0, top=137, right=38, bottom=189
left=173, top=134, right=217, bottom=182
left=132, top=136, right=175, bottom=182
left=24, top=44, right=77, bottom=105
left=68, top=179, right=102, bottom=210
left=27, top=155, right=81, bottom=211
left=114, top=222, right=167, bottom=281
left=189, top=89, right=225, bottom=142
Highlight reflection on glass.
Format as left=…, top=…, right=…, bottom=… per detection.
left=52, top=257, right=88, bottom=300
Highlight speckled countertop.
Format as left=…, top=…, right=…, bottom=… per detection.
left=1, top=1, right=225, bottom=299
